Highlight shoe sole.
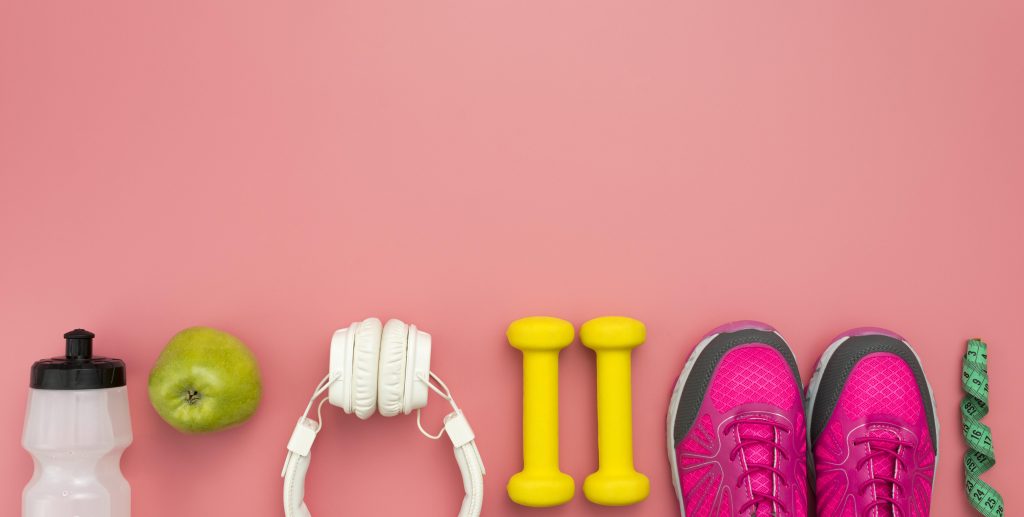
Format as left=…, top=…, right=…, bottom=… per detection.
left=804, top=328, right=941, bottom=489
left=665, top=320, right=780, bottom=517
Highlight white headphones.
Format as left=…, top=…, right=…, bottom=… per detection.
left=281, top=318, right=485, bottom=517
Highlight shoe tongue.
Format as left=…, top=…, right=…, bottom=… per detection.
left=864, top=426, right=901, bottom=517
left=736, top=417, right=779, bottom=517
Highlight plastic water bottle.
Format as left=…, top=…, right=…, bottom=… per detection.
left=23, top=329, right=132, bottom=517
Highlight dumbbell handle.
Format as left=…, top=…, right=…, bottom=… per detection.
left=594, top=349, right=636, bottom=472
left=521, top=351, right=561, bottom=470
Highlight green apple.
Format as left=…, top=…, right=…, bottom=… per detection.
left=148, top=326, right=262, bottom=433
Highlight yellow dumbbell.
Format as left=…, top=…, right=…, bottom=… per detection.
left=580, top=316, right=650, bottom=506
left=506, top=316, right=576, bottom=507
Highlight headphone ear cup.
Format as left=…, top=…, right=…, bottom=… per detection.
left=377, top=319, right=409, bottom=417
left=404, top=325, right=431, bottom=413
left=350, top=317, right=382, bottom=419
left=328, top=323, right=357, bottom=410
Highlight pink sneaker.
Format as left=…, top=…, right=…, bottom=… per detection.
left=667, top=321, right=808, bottom=516
left=806, top=329, right=938, bottom=516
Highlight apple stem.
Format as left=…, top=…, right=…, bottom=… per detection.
left=186, top=389, right=202, bottom=405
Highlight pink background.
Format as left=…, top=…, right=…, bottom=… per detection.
left=2, top=1, right=1022, bottom=516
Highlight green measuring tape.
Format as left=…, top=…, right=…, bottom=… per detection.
left=961, top=339, right=1004, bottom=517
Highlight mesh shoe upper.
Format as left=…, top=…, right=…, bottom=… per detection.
left=671, top=325, right=808, bottom=517
left=810, top=333, right=937, bottom=517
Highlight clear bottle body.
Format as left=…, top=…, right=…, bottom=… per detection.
left=23, top=387, right=132, bottom=517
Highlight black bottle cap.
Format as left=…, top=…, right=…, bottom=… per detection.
left=30, top=329, right=126, bottom=390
